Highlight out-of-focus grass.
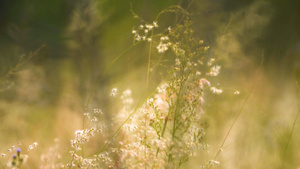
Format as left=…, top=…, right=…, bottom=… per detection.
left=0, top=0, right=300, bottom=168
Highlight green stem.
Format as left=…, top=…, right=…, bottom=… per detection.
left=81, top=41, right=143, bottom=158
left=207, top=54, right=264, bottom=169
left=86, top=90, right=156, bottom=157
left=279, top=108, right=300, bottom=169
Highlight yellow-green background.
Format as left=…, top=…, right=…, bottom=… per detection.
left=0, top=0, right=299, bottom=168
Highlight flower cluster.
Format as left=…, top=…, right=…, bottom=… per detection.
left=156, top=36, right=172, bottom=53
left=71, top=128, right=96, bottom=151
left=0, top=142, right=37, bottom=169
left=63, top=19, right=223, bottom=169
left=96, top=19, right=222, bottom=168
left=132, top=21, right=158, bottom=43
left=207, top=65, right=221, bottom=76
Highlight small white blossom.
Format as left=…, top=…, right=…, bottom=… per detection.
left=204, top=46, right=210, bottom=51
left=207, top=65, right=221, bottom=76
left=111, top=88, right=118, bottom=97
left=157, top=42, right=169, bottom=53
left=208, top=160, right=220, bottom=165
left=234, top=91, right=240, bottom=95
left=175, top=58, right=181, bottom=65
left=146, top=24, right=153, bottom=30
left=28, top=145, right=33, bottom=151
left=210, top=87, right=223, bottom=94
left=33, top=142, right=38, bottom=147
left=207, top=58, right=215, bottom=66
left=135, top=35, right=141, bottom=41
left=147, top=98, right=154, bottom=104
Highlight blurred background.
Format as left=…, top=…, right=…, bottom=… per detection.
left=0, top=0, right=299, bottom=168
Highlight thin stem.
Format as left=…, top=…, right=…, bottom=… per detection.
left=68, top=154, right=75, bottom=169
left=144, top=20, right=155, bottom=169
left=83, top=41, right=143, bottom=128
left=207, top=54, right=264, bottom=169
left=80, top=41, right=143, bottom=158
left=86, top=90, right=156, bottom=158
left=279, top=108, right=300, bottom=169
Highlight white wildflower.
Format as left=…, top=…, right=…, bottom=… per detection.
left=146, top=24, right=153, bottom=30
left=210, top=87, right=223, bottom=94
left=157, top=42, right=169, bottom=53
left=234, top=91, right=240, bottom=95
left=207, top=58, right=215, bottom=66
left=208, top=160, right=220, bottom=165
left=207, top=65, right=221, bottom=76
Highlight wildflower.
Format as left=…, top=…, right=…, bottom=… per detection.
left=234, top=90, right=240, bottom=95
left=135, top=35, right=141, bottom=41
left=111, top=88, right=118, bottom=97
left=33, top=142, right=38, bottom=147
left=28, top=145, right=33, bottom=151
left=91, top=116, right=98, bottom=122
left=157, top=42, right=169, bottom=53
left=94, top=108, right=103, bottom=114
left=160, top=36, right=169, bottom=41
left=208, top=160, right=220, bottom=165
left=146, top=24, right=153, bottom=30
left=153, top=21, right=158, bottom=27
left=207, top=65, right=221, bottom=76
left=12, top=154, right=17, bottom=160
left=199, top=78, right=210, bottom=88
left=207, top=58, right=215, bottom=66
left=147, top=98, right=154, bottom=104
left=204, top=46, right=210, bottom=51
left=17, top=148, right=21, bottom=156
left=172, top=45, right=185, bottom=56
left=210, top=87, right=223, bottom=94
left=175, top=58, right=181, bottom=65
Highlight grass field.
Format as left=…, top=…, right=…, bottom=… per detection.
left=0, top=1, right=299, bottom=168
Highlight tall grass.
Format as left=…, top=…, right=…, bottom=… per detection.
left=0, top=3, right=299, bottom=169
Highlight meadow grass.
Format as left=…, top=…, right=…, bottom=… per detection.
left=0, top=3, right=299, bottom=169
